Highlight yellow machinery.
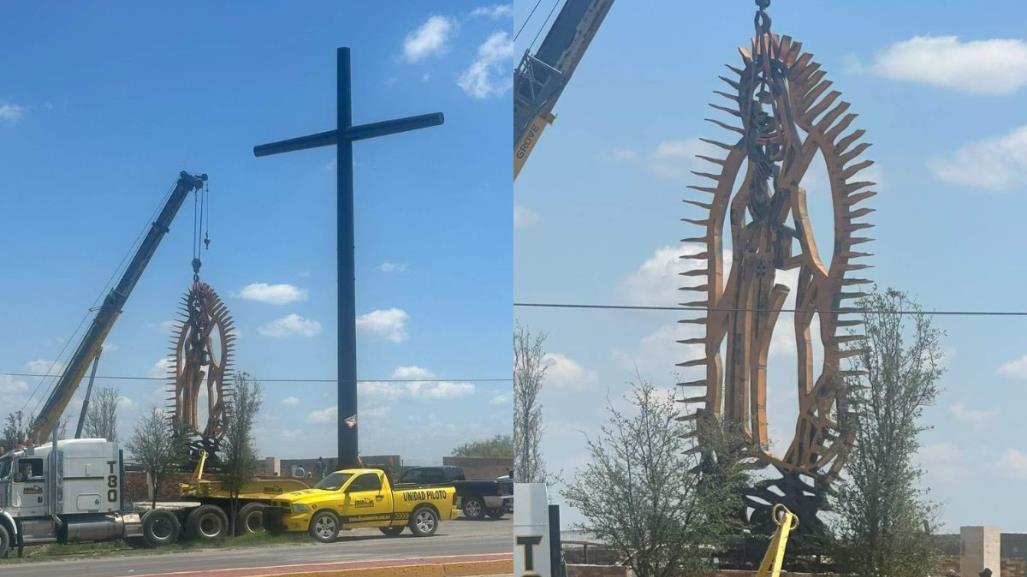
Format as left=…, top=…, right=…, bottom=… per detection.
left=179, top=450, right=310, bottom=502
left=756, top=505, right=798, bottom=577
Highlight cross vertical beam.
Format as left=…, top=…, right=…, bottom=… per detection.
left=254, top=47, right=443, bottom=468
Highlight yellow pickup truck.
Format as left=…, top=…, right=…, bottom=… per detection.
left=266, top=468, right=459, bottom=543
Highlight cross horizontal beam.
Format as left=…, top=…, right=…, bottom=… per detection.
left=253, top=112, right=444, bottom=157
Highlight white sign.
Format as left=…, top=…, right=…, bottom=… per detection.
left=513, top=482, right=551, bottom=577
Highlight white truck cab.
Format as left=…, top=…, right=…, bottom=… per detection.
left=0, top=438, right=145, bottom=558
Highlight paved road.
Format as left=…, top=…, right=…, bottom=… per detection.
left=1, top=518, right=511, bottom=577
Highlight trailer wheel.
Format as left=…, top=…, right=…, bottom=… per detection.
left=379, top=526, right=405, bottom=536
left=308, top=510, right=340, bottom=543
left=142, top=510, right=181, bottom=547
left=462, top=496, right=486, bottom=520
left=186, top=505, right=229, bottom=541
left=0, top=523, right=10, bottom=558
left=409, top=506, right=439, bottom=537
left=236, top=503, right=266, bottom=535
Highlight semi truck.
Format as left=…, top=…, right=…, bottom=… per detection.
left=0, top=438, right=209, bottom=557
left=265, top=468, right=459, bottom=543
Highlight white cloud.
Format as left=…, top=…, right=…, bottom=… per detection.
left=117, top=396, right=137, bottom=411
left=306, top=406, right=338, bottom=424
left=514, top=205, right=539, bottom=229
left=356, top=308, right=409, bottom=343
left=23, top=359, right=65, bottom=376
left=622, top=245, right=697, bottom=307
left=378, top=262, right=408, bottom=273
left=929, top=125, right=1027, bottom=191
left=403, top=15, right=455, bottom=63
left=490, top=392, right=511, bottom=405
left=259, top=314, right=322, bottom=338
left=458, top=31, right=513, bottom=98
left=865, top=36, right=1027, bottom=95
left=359, top=366, right=476, bottom=400
left=147, top=357, right=173, bottom=379
left=0, top=102, right=24, bottom=123
left=949, top=402, right=999, bottom=425
left=649, top=138, right=723, bottom=181
left=470, top=4, right=512, bottom=19
left=393, top=366, right=434, bottom=380
left=998, top=354, right=1027, bottom=379
left=918, top=442, right=970, bottom=483
left=0, top=375, right=28, bottom=395
left=238, top=283, right=308, bottom=305
left=542, top=353, right=597, bottom=391
left=281, top=396, right=300, bottom=407
left=998, top=449, right=1027, bottom=479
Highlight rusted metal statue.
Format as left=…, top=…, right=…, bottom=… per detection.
left=167, top=279, right=236, bottom=454
left=681, top=0, right=874, bottom=539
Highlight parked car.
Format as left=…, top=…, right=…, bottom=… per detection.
left=397, top=466, right=513, bottom=520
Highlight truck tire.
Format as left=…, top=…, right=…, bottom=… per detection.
left=0, top=523, right=10, bottom=558
left=379, top=526, right=405, bottom=536
left=308, top=510, right=340, bottom=543
left=236, top=503, right=266, bottom=535
left=462, top=496, right=486, bottom=520
left=186, top=505, right=229, bottom=541
left=409, top=506, right=439, bottom=537
left=486, top=508, right=505, bottom=520
left=142, top=510, right=181, bottom=547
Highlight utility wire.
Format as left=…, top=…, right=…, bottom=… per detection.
left=513, top=302, right=1027, bottom=316
left=2, top=372, right=511, bottom=384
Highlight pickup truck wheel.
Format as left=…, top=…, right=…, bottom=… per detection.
left=409, top=507, right=439, bottom=537
left=309, top=510, right=340, bottom=543
left=379, top=526, right=405, bottom=536
left=236, top=503, right=266, bottom=535
left=462, top=496, right=486, bottom=520
left=186, top=505, right=229, bottom=541
left=142, top=510, right=181, bottom=547
left=486, top=508, right=505, bottom=520
left=0, top=523, right=10, bottom=558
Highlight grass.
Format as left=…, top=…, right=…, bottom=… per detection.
left=0, top=531, right=313, bottom=564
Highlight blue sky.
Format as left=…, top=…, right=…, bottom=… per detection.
left=0, top=2, right=513, bottom=465
left=515, top=0, right=1027, bottom=530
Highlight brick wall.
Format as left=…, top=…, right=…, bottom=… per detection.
left=941, top=554, right=1027, bottom=577
left=124, top=471, right=194, bottom=503
left=442, top=456, right=513, bottom=480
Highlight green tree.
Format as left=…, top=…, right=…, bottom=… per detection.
left=831, top=288, right=942, bottom=577
left=452, top=434, right=514, bottom=458
left=83, top=387, right=120, bottom=441
left=1, top=411, right=33, bottom=453
left=126, top=408, right=184, bottom=508
left=564, top=382, right=744, bottom=577
left=220, top=372, right=263, bottom=533
left=513, top=324, right=548, bottom=483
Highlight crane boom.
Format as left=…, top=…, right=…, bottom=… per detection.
left=513, top=0, right=614, bottom=178
left=31, top=171, right=207, bottom=442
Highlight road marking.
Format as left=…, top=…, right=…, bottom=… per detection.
left=112, top=552, right=513, bottom=577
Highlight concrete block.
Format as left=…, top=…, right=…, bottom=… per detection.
left=962, top=526, right=1001, bottom=577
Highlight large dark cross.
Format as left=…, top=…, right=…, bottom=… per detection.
left=254, top=47, right=443, bottom=468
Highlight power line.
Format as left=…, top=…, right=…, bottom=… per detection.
left=513, top=302, right=1027, bottom=317
left=1, top=372, right=511, bottom=384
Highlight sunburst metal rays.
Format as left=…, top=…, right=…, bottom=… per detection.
left=680, top=32, right=875, bottom=537
left=167, top=281, right=236, bottom=448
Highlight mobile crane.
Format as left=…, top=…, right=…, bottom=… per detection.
left=513, top=0, right=614, bottom=178
left=0, top=172, right=208, bottom=557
